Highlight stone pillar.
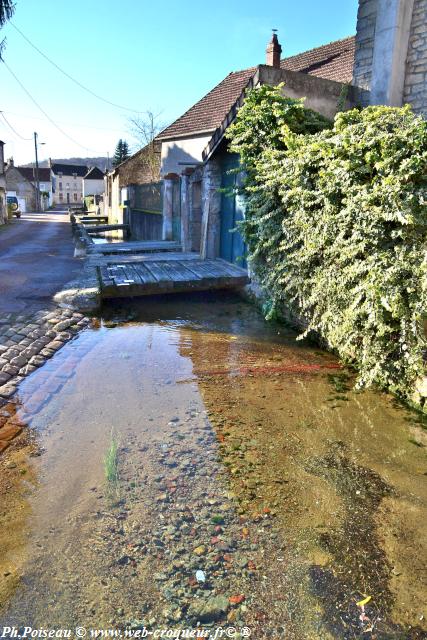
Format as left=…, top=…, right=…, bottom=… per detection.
left=200, top=159, right=222, bottom=260
left=162, top=173, right=178, bottom=240
left=180, top=169, right=192, bottom=252
left=403, top=0, right=427, bottom=116
left=370, top=0, right=415, bottom=106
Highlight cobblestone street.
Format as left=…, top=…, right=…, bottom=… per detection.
left=0, top=211, right=90, bottom=453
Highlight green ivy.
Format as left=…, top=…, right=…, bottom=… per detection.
left=227, top=85, right=427, bottom=400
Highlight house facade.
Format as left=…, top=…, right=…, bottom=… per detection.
left=83, top=167, right=105, bottom=197
left=0, top=141, right=6, bottom=225
left=50, top=162, right=88, bottom=206
left=155, top=0, right=427, bottom=267
left=4, top=160, right=52, bottom=212
left=16, top=166, right=52, bottom=211
left=157, top=34, right=362, bottom=262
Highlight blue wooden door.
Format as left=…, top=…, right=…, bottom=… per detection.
left=219, top=154, right=246, bottom=267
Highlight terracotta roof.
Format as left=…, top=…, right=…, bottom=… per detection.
left=280, top=36, right=355, bottom=83
left=158, top=68, right=256, bottom=140
left=17, top=167, right=51, bottom=182
left=158, top=36, right=355, bottom=141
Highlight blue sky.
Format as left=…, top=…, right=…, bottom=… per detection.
left=0, top=0, right=358, bottom=164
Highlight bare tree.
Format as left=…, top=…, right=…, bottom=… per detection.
left=128, top=110, right=166, bottom=182
left=0, top=0, right=15, bottom=60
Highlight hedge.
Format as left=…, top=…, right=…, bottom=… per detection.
left=227, top=84, right=427, bottom=400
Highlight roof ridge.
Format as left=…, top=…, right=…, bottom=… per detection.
left=281, top=34, right=355, bottom=63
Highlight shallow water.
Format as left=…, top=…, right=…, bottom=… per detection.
left=0, top=292, right=426, bottom=639
left=90, top=230, right=125, bottom=244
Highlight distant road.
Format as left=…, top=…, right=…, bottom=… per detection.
left=0, top=210, right=83, bottom=314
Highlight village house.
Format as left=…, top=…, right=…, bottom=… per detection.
left=82, top=166, right=105, bottom=198
left=50, top=161, right=88, bottom=206
left=0, top=141, right=6, bottom=225
left=104, top=141, right=161, bottom=239
left=5, top=159, right=52, bottom=212
left=154, top=0, right=427, bottom=266
left=157, top=33, right=361, bottom=262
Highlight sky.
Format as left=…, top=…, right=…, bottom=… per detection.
left=0, top=0, right=358, bottom=165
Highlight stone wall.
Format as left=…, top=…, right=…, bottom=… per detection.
left=5, top=166, right=36, bottom=211
left=403, top=0, right=427, bottom=114
left=353, top=0, right=378, bottom=102
left=118, top=142, right=161, bottom=188
left=353, top=0, right=427, bottom=114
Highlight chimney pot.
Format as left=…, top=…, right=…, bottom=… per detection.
left=266, top=30, right=282, bottom=68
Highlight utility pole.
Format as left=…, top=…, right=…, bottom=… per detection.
left=34, top=132, right=40, bottom=212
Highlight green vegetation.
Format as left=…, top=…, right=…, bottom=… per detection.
left=227, top=84, right=427, bottom=402
left=112, top=139, right=131, bottom=167
left=0, top=0, right=15, bottom=60
left=104, top=430, right=119, bottom=490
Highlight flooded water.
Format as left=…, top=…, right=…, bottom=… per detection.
left=0, top=292, right=426, bottom=639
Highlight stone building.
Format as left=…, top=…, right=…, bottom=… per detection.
left=50, top=162, right=88, bottom=206
left=4, top=160, right=52, bottom=212
left=104, top=141, right=161, bottom=233
left=82, top=166, right=105, bottom=198
left=158, top=33, right=362, bottom=261
left=353, top=0, right=427, bottom=114
left=16, top=166, right=53, bottom=211
left=156, top=0, right=427, bottom=265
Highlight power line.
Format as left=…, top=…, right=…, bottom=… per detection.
left=10, top=22, right=142, bottom=114
left=0, top=110, right=32, bottom=140
left=1, top=108, right=125, bottom=133
left=2, top=59, right=105, bottom=154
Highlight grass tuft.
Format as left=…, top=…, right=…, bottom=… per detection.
left=104, top=431, right=119, bottom=489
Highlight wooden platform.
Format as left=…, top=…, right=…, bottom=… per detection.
left=98, top=257, right=249, bottom=298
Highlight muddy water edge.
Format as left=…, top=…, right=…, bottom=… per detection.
left=0, top=291, right=426, bottom=639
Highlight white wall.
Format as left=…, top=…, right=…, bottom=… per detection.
left=83, top=178, right=104, bottom=197
left=160, top=134, right=213, bottom=176
left=52, top=173, right=84, bottom=205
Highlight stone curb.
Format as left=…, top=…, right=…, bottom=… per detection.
left=0, top=308, right=91, bottom=454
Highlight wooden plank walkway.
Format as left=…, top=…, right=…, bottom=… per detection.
left=98, top=257, right=249, bottom=298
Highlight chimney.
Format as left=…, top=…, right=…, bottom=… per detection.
left=7, top=157, right=14, bottom=168
left=266, top=30, right=282, bottom=68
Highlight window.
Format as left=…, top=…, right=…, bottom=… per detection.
left=59, top=182, right=62, bottom=190
left=66, top=183, right=70, bottom=190
left=73, top=193, right=78, bottom=202
left=59, top=193, right=63, bottom=202
left=73, top=183, right=77, bottom=189
left=58, top=172, right=63, bottom=177
left=72, top=173, right=77, bottom=178
left=39, top=183, right=45, bottom=191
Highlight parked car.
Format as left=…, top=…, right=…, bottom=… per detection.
left=6, top=196, right=21, bottom=218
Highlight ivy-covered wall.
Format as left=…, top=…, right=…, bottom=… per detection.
left=227, top=85, right=427, bottom=406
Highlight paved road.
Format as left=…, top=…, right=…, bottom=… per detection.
left=0, top=211, right=83, bottom=314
